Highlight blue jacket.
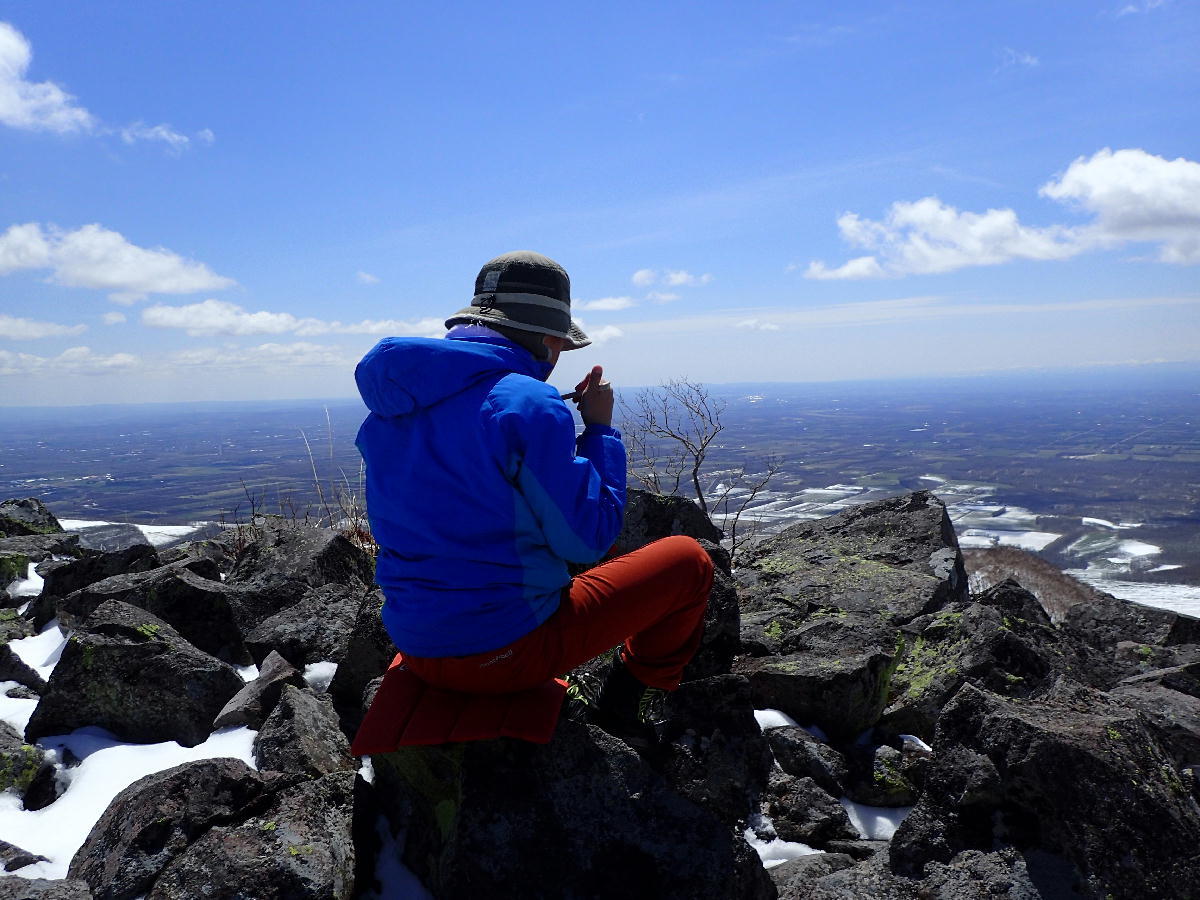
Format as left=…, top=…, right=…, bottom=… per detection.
left=355, top=333, right=627, bottom=657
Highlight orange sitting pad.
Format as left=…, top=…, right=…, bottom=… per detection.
left=350, top=653, right=568, bottom=753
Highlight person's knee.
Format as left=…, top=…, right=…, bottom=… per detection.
left=661, top=534, right=714, bottom=595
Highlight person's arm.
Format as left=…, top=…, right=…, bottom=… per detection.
left=488, top=380, right=626, bottom=563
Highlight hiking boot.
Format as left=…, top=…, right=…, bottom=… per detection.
left=565, top=651, right=666, bottom=751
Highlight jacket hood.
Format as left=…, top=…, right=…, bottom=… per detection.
left=355, top=335, right=553, bottom=417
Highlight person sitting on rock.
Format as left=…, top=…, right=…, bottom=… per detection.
left=353, top=250, right=713, bottom=747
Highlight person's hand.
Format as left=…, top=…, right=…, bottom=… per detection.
left=573, top=365, right=613, bottom=427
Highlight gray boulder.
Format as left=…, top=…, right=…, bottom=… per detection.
left=735, top=613, right=900, bottom=743
left=147, top=771, right=361, bottom=900
left=25, top=601, right=244, bottom=747
left=253, top=685, right=355, bottom=779
left=67, top=758, right=277, bottom=900
left=763, top=772, right=859, bottom=846
left=659, top=674, right=774, bottom=825
left=880, top=580, right=1086, bottom=741
left=843, top=745, right=916, bottom=808
left=765, top=726, right=849, bottom=797
left=735, top=491, right=967, bottom=623
left=244, top=584, right=362, bottom=667
left=0, top=498, right=63, bottom=538
left=226, top=525, right=375, bottom=594
left=56, top=563, right=249, bottom=665
left=1, top=838, right=48, bottom=872
left=372, top=716, right=776, bottom=900
left=1109, top=662, right=1200, bottom=768
left=0, top=877, right=93, bottom=899
left=327, top=589, right=395, bottom=733
left=40, top=545, right=161, bottom=602
left=610, top=487, right=724, bottom=557
left=734, top=492, right=968, bottom=741
left=0, top=719, right=52, bottom=804
left=212, top=650, right=307, bottom=730
left=681, top=541, right=742, bottom=680
left=0, top=552, right=30, bottom=591
left=890, top=679, right=1200, bottom=899
left=0, top=533, right=83, bottom=562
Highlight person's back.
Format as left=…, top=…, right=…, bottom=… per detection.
left=355, top=251, right=714, bottom=748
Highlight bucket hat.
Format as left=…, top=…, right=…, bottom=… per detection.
left=445, top=251, right=590, bottom=350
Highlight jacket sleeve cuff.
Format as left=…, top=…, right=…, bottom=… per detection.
left=580, top=423, right=621, bottom=440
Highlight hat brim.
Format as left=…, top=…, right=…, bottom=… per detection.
left=445, top=306, right=591, bottom=350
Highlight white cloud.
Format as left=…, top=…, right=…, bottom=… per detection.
left=0, top=21, right=95, bottom=133
left=664, top=269, right=713, bottom=286
left=576, top=296, right=635, bottom=312
left=167, top=341, right=357, bottom=370
left=120, top=121, right=191, bottom=150
left=0, top=222, right=52, bottom=272
left=1039, top=148, right=1200, bottom=264
left=143, top=299, right=319, bottom=336
left=142, top=299, right=444, bottom=339
left=625, top=295, right=1200, bottom=336
left=0, top=222, right=235, bottom=300
left=1117, top=0, right=1167, bottom=15
left=735, top=318, right=781, bottom=332
left=805, top=255, right=886, bottom=280
left=0, top=313, right=87, bottom=340
left=0, top=22, right=208, bottom=150
left=646, top=291, right=680, bottom=303
left=997, top=47, right=1039, bottom=70
left=197, top=128, right=215, bottom=145
left=587, top=325, right=624, bottom=344
left=631, top=268, right=713, bottom=287
left=356, top=271, right=381, bottom=285
left=0, top=345, right=137, bottom=376
left=806, top=148, right=1200, bottom=278
left=102, top=311, right=126, bottom=325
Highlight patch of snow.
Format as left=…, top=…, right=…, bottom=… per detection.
left=17, top=601, right=30, bottom=615
left=56, top=519, right=110, bottom=531
left=899, top=734, right=933, bottom=753
left=358, top=756, right=375, bottom=785
left=304, top=661, right=338, bottom=692
left=8, top=619, right=68, bottom=682
left=1118, top=540, right=1160, bottom=558
left=58, top=519, right=205, bottom=548
left=1064, top=570, right=1200, bottom=618
left=134, top=524, right=204, bottom=547
left=0, top=680, right=38, bottom=734
left=1, top=725, right=257, bottom=880
left=1082, top=517, right=1119, bottom=529
left=743, top=813, right=823, bottom=869
left=918, top=475, right=946, bottom=484
left=236, top=663, right=260, bottom=683
left=957, top=529, right=1061, bottom=551
left=839, top=798, right=913, bottom=841
left=754, top=708, right=800, bottom=730
left=359, top=815, right=433, bottom=899
left=7, top=562, right=45, bottom=598
left=1148, top=564, right=1183, bottom=573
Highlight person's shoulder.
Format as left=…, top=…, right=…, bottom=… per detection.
left=487, top=373, right=569, bottom=422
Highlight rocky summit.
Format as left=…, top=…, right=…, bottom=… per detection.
left=1, top=489, right=1199, bottom=898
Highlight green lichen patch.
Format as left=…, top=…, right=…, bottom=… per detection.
left=0, top=552, right=31, bottom=585
left=134, top=623, right=162, bottom=640
left=891, top=632, right=965, bottom=702
left=0, top=743, right=44, bottom=794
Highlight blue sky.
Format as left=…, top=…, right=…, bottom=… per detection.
left=1, top=1, right=1197, bottom=405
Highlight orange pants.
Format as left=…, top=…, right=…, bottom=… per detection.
left=403, top=535, right=713, bottom=693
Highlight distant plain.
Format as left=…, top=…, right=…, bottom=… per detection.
left=4, top=365, right=1197, bottom=605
